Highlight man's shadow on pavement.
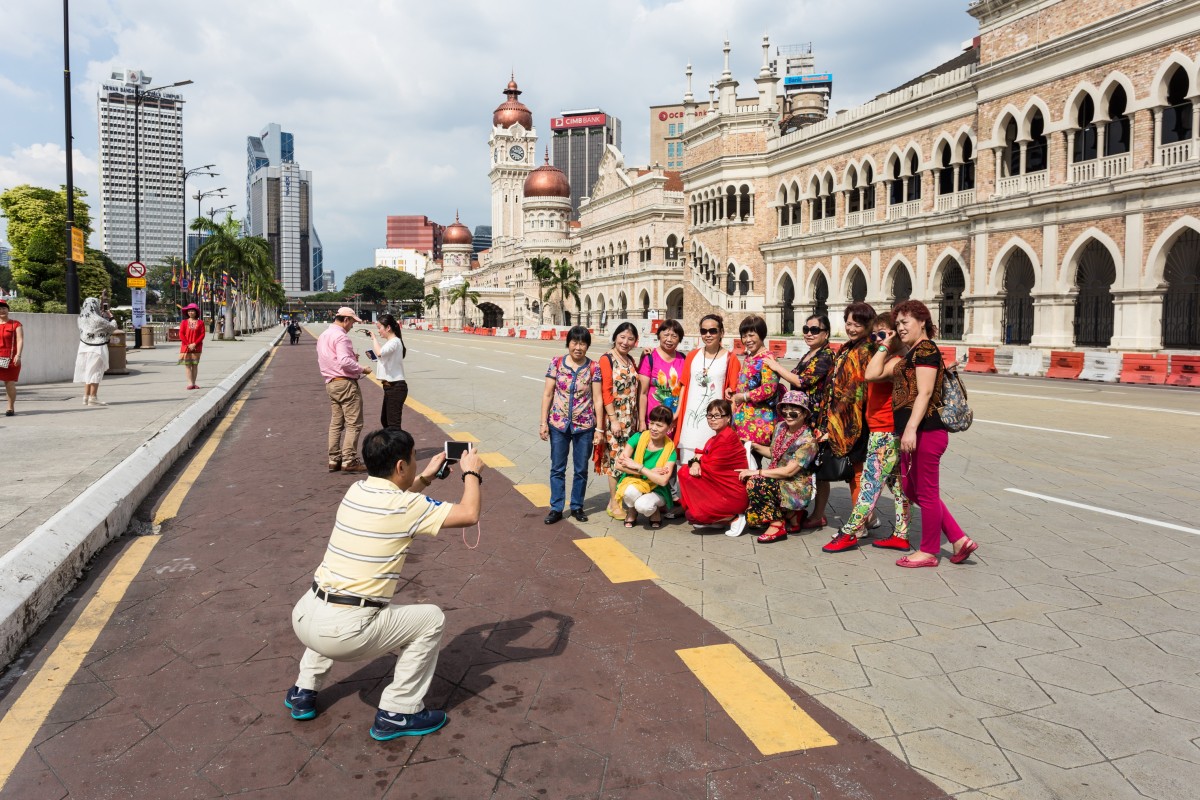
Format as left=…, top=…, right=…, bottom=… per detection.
left=317, top=610, right=573, bottom=713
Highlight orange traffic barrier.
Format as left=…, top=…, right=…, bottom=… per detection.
left=167, top=328, right=181, bottom=342
left=964, top=348, right=997, bottom=373
left=442, top=326, right=449, bottom=333
left=940, top=345, right=957, bottom=368
left=650, top=319, right=662, bottom=334
left=508, top=328, right=516, bottom=337
left=1168, top=355, right=1200, bottom=387
left=732, top=339, right=746, bottom=355
left=558, top=330, right=568, bottom=340
left=541, top=330, right=554, bottom=340
left=1120, top=353, right=1168, bottom=385
left=1046, top=351, right=1084, bottom=380
left=768, top=340, right=788, bottom=358
left=828, top=341, right=842, bottom=353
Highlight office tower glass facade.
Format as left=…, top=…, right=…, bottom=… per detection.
left=550, top=110, right=621, bottom=218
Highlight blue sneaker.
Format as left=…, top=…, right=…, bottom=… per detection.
left=369, top=708, right=448, bottom=741
left=284, top=686, right=318, bottom=720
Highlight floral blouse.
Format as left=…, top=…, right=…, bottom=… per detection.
left=544, top=355, right=601, bottom=433
left=732, top=352, right=780, bottom=446
left=638, top=348, right=686, bottom=423
left=791, top=342, right=835, bottom=408
left=768, top=422, right=819, bottom=509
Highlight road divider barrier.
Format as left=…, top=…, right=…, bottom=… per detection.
left=965, top=347, right=997, bottom=373
left=1168, top=355, right=1200, bottom=387
left=1009, top=348, right=1044, bottom=376
left=940, top=345, right=958, bottom=368
left=1078, top=352, right=1122, bottom=382
left=1120, top=353, right=1169, bottom=384
left=768, top=340, right=788, bottom=358
left=1046, top=351, right=1084, bottom=380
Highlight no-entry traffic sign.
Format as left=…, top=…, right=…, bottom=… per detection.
left=126, top=261, right=147, bottom=279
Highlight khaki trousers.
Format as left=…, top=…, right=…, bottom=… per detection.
left=291, top=589, right=445, bottom=714
left=326, top=378, right=363, bottom=465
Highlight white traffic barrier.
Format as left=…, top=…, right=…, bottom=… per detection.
left=1078, top=351, right=1121, bottom=382
left=785, top=339, right=809, bottom=359
left=1009, top=348, right=1044, bottom=377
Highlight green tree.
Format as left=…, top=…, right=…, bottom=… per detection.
left=343, top=267, right=424, bottom=306
left=543, top=258, right=581, bottom=325
left=0, top=184, right=92, bottom=310
left=304, top=291, right=349, bottom=303
left=445, top=280, right=480, bottom=326
left=528, top=256, right=553, bottom=324
left=423, top=286, right=441, bottom=324
left=87, top=248, right=128, bottom=305
left=191, top=214, right=275, bottom=338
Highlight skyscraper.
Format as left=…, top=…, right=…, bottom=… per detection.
left=97, top=70, right=185, bottom=268
left=386, top=216, right=444, bottom=261
left=245, top=123, right=324, bottom=293
left=550, top=109, right=621, bottom=217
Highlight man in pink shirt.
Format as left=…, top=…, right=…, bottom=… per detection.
left=317, top=307, right=373, bottom=473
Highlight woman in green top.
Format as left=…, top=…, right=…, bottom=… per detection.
left=614, top=405, right=678, bottom=529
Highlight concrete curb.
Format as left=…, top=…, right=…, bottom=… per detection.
left=0, top=332, right=283, bottom=667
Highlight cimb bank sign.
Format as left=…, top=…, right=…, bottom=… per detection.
left=550, top=113, right=608, bottom=130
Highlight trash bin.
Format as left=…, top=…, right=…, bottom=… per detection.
left=106, top=331, right=129, bottom=375
left=136, top=326, right=156, bottom=349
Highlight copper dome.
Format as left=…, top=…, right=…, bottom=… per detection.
left=443, top=213, right=472, bottom=245
left=493, top=77, right=533, bottom=129
left=524, top=153, right=571, bottom=198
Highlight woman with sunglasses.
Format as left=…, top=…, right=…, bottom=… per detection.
left=740, top=391, right=819, bottom=543
left=677, top=399, right=749, bottom=534
left=729, top=315, right=779, bottom=454
left=674, top=314, right=740, bottom=463
left=836, top=312, right=912, bottom=550
left=888, top=300, right=977, bottom=568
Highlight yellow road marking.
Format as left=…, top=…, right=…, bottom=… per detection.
left=574, top=537, right=659, bottom=583
left=0, top=347, right=274, bottom=792
left=448, top=431, right=479, bottom=443
left=676, top=644, right=837, bottom=754
left=407, top=397, right=452, bottom=425
left=514, top=483, right=552, bottom=507
left=480, top=452, right=514, bottom=467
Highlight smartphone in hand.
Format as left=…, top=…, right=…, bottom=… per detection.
left=365, top=349, right=378, bottom=361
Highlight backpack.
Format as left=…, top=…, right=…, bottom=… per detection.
left=937, top=365, right=973, bottom=433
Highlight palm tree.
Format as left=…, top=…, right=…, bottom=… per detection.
left=423, top=286, right=441, bottom=325
left=528, top=256, right=553, bottom=324
left=543, top=258, right=581, bottom=326
left=191, top=214, right=274, bottom=339
left=445, top=280, right=480, bottom=328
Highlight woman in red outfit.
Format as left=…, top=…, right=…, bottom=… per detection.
left=677, top=399, right=749, bottom=532
left=178, top=304, right=206, bottom=389
left=0, top=299, right=23, bottom=416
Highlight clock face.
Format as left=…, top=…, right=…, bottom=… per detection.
left=509, top=145, right=525, bottom=162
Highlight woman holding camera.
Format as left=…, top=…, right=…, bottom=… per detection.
left=366, top=314, right=408, bottom=431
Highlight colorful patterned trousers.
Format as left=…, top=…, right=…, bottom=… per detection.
left=841, top=431, right=910, bottom=539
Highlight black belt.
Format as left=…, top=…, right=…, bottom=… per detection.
left=311, top=582, right=387, bottom=608
left=380, top=380, right=407, bottom=388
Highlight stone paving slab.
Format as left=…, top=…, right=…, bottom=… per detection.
left=0, top=334, right=943, bottom=799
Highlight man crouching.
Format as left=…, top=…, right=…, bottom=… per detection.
left=283, top=427, right=484, bottom=740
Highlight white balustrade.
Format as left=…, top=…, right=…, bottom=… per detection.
left=1158, top=141, right=1192, bottom=166
left=1070, top=160, right=1097, bottom=184
left=1101, top=153, right=1130, bottom=178
left=811, top=217, right=836, bottom=233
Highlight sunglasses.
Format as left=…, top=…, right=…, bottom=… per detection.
left=871, top=331, right=890, bottom=342
left=801, top=326, right=826, bottom=335
left=700, top=327, right=720, bottom=335
left=705, top=413, right=728, bottom=420
left=779, top=408, right=804, bottom=418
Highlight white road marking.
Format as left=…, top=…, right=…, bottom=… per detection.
left=974, top=419, right=1110, bottom=439
left=971, top=389, right=1200, bottom=417
left=480, top=366, right=505, bottom=373
left=972, top=378, right=1120, bottom=394
left=522, top=376, right=543, bottom=383
left=1006, top=489, right=1200, bottom=536
left=447, top=358, right=466, bottom=364
left=526, top=355, right=547, bottom=360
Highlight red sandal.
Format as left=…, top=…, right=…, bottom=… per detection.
left=756, top=523, right=788, bottom=544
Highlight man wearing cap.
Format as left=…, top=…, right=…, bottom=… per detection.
left=317, top=308, right=373, bottom=473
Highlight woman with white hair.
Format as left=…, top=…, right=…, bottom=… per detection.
left=75, top=296, right=117, bottom=406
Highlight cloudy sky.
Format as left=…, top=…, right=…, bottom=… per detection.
left=1, top=0, right=974, bottom=281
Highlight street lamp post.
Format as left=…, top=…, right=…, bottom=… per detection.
left=62, top=0, right=79, bottom=313
left=205, top=204, right=235, bottom=334
left=182, top=164, right=216, bottom=312
left=207, top=203, right=236, bottom=221
left=191, top=187, right=224, bottom=308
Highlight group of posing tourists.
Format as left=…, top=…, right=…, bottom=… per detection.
left=538, top=299, right=978, bottom=568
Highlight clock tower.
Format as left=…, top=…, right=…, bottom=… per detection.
left=488, top=77, right=537, bottom=242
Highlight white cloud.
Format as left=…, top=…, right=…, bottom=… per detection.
left=2, top=0, right=972, bottom=275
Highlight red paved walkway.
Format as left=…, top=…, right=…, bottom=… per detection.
left=0, top=338, right=945, bottom=799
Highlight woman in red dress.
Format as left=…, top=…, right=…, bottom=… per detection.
left=0, top=299, right=23, bottom=416
left=677, top=398, right=749, bottom=534
left=178, top=304, right=206, bottom=389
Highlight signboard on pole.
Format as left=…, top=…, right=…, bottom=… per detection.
left=131, top=288, right=146, bottom=329
left=71, top=227, right=86, bottom=263
left=126, top=277, right=147, bottom=288
left=126, top=261, right=147, bottom=278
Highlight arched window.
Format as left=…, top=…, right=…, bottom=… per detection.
left=891, top=266, right=912, bottom=302
left=1163, top=67, right=1193, bottom=144
left=1002, top=251, right=1036, bottom=345
left=939, top=263, right=966, bottom=340
left=959, top=139, right=976, bottom=191
left=1027, top=112, right=1048, bottom=172
left=740, top=185, right=753, bottom=219
left=1106, top=86, right=1131, bottom=156
left=906, top=153, right=922, bottom=200
left=823, top=175, right=835, bottom=218
left=738, top=270, right=751, bottom=295
left=812, top=273, right=829, bottom=318
left=1004, top=119, right=1021, bottom=176
left=847, top=167, right=861, bottom=212
left=848, top=269, right=867, bottom=302
left=811, top=177, right=824, bottom=220
left=889, top=158, right=903, bottom=205
left=666, top=234, right=678, bottom=261
left=726, top=264, right=737, bottom=295
left=725, top=186, right=737, bottom=220
left=1073, top=241, right=1117, bottom=347
left=862, top=163, right=876, bottom=210
left=1163, top=229, right=1200, bottom=347
left=779, top=274, right=795, bottom=334
left=937, top=144, right=954, bottom=195
left=1074, top=96, right=1098, bottom=162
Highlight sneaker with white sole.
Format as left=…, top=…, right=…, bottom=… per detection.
left=725, top=515, right=747, bottom=537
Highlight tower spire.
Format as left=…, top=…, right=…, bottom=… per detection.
left=721, top=40, right=732, bottom=81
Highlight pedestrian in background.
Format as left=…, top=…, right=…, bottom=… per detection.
left=317, top=307, right=372, bottom=474
left=365, top=313, right=408, bottom=431
left=0, top=299, right=23, bottom=416
left=598, top=322, right=641, bottom=518
left=889, top=300, right=977, bottom=568
left=178, top=303, right=206, bottom=390
left=539, top=326, right=603, bottom=524
left=74, top=296, right=117, bottom=407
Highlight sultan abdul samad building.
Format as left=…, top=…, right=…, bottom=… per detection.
left=427, top=0, right=1200, bottom=351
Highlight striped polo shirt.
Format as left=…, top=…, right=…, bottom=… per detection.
left=312, top=476, right=453, bottom=599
